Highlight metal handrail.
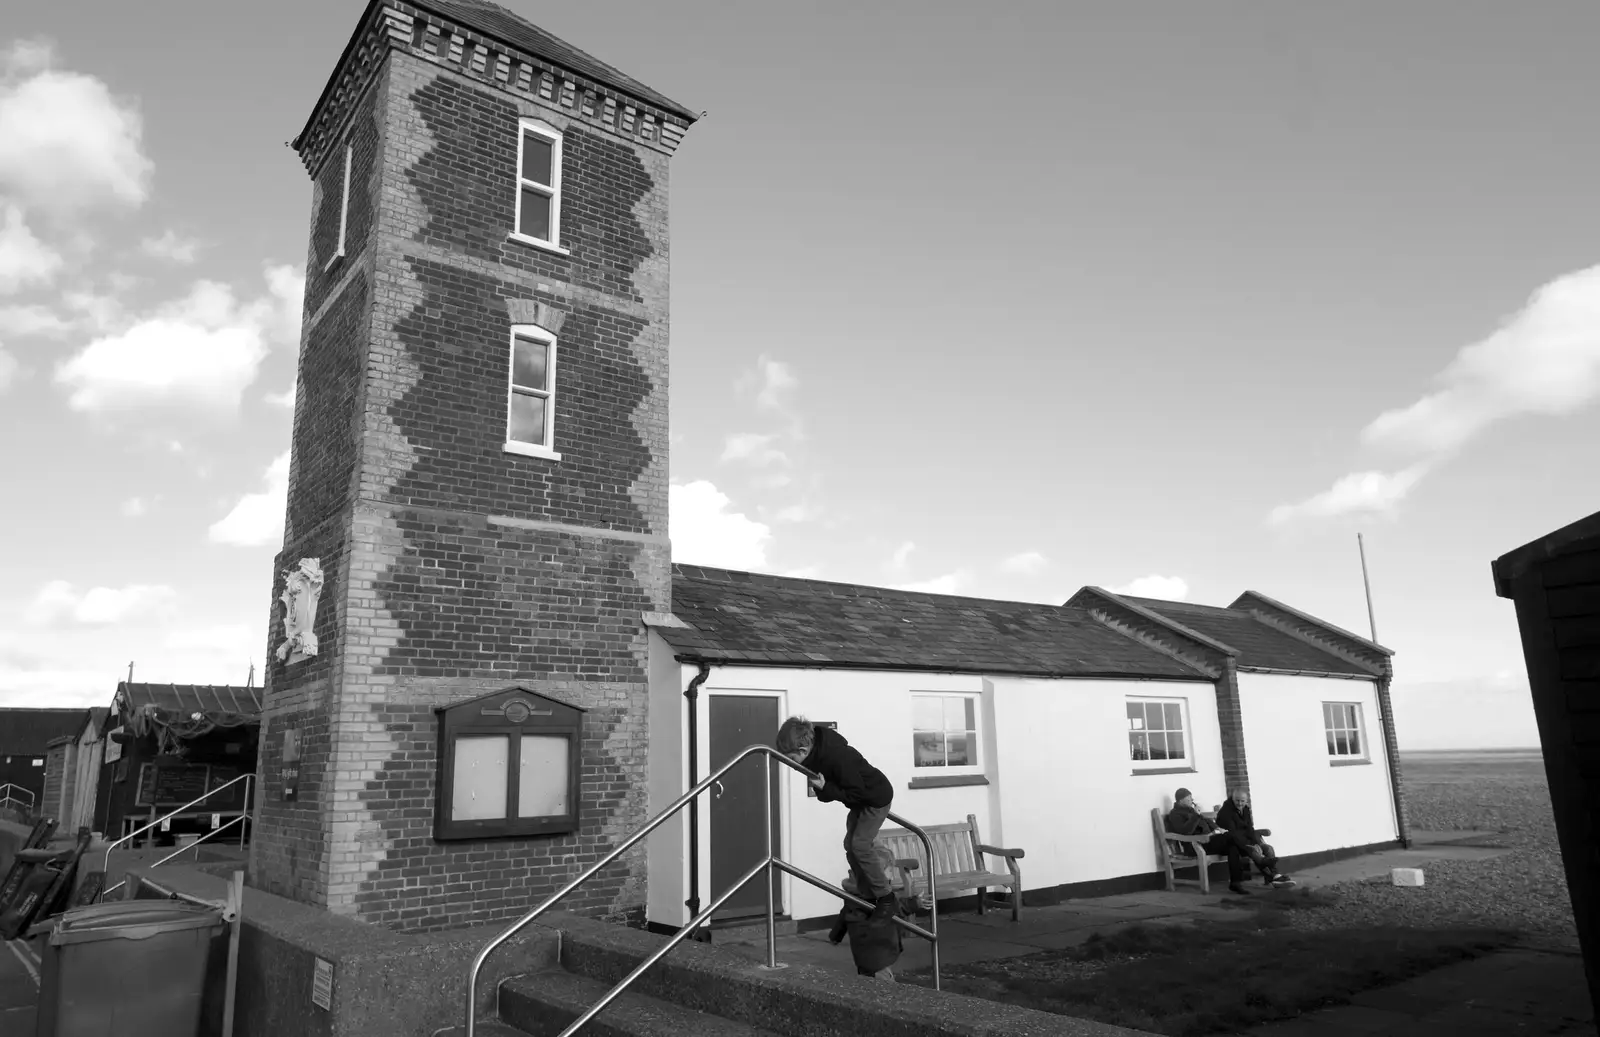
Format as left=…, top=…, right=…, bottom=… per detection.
left=0, top=783, right=36, bottom=809
left=101, top=812, right=252, bottom=897
left=463, top=745, right=942, bottom=1037
left=98, top=772, right=255, bottom=878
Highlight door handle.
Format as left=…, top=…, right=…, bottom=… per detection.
left=712, top=780, right=724, bottom=800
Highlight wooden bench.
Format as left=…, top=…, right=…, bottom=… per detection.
left=873, top=814, right=1025, bottom=921
left=1151, top=805, right=1226, bottom=893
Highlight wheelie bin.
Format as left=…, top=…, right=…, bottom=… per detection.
left=35, top=899, right=225, bottom=1037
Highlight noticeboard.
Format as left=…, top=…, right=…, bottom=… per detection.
left=134, top=763, right=248, bottom=811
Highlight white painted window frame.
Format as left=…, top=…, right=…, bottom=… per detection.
left=910, top=691, right=983, bottom=776
left=1322, top=701, right=1369, bottom=762
left=503, top=324, right=561, bottom=461
left=1127, top=696, right=1192, bottom=771
left=509, top=118, right=570, bottom=255
left=322, top=143, right=353, bottom=272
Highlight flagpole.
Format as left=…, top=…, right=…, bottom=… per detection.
left=1357, top=532, right=1379, bottom=644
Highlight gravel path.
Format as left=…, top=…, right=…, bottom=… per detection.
left=1279, top=759, right=1579, bottom=948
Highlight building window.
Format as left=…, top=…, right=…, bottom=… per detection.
left=1128, top=698, right=1188, bottom=767
left=435, top=687, right=584, bottom=841
left=1324, top=702, right=1367, bottom=760
left=911, top=693, right=980, bottom=770
left=504, top=325, right=561, bottom=460
left=513, top=119, right=562, bottom=248
left=323, top=143, right=352, bottom=271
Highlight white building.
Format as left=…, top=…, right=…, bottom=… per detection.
left=644, top=565, right=1405, bottom=932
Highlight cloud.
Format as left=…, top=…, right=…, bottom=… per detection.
left=26, top=580, right=177, bottom=626
left=782, top=566, right=823, bottom=580
left=0, top=40, right=152, bottom=216
left=1000, top=551, right=1048, bottom=576
left=720, top=432, right=788, bottom=466
left=772, top=502, right=820, bottom=523
left=120, top=496, right=148, bottom=517
left=1267, top=466, right=1427, bottom=527
left=265, top=375, right=297, bottom=408
left=0, top=348, right=16, bottom=391
left=209, top=452, right=289, bottom=547
left=0, top=303, right=70, bottom=336
left=890, top=541, right=916, bottom=570
left=893, top=572, right=968, bottom=595
left=0, top=204, right=63, bottom=293
left=736, top=355, right=797, bottom=412
left=1110, top=575, right=1190, bottom=601
left=1362, top=265, right=1600, bottom=455
left=669, top=480, right=771, bottom=571
left=140, top=230, right=201, bottom=264
left=56, top=264, right=304, bottom=413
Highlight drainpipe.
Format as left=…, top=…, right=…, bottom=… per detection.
left=684, top=662, right=711, bottom=933
left=1375, top=674, right=1410, bottom=848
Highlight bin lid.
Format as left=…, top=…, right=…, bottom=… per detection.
left=49, top=899, right=223, bottom=946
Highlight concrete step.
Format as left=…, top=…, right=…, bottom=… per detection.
left=500, top=968, right=782, bottom=1037
left=700, top=917, right=798, bottom=945
left=546, top=910, right=1154, bottom=1037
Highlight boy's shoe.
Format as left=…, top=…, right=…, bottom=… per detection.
left=1227, top=882, right=1252, bottom=895
left=1271, top=874, right=1296, bottom=887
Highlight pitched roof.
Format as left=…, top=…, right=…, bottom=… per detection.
left=1119, top=597, right=1376, bottom=677
left=662, top=565, right=1206, bottom=680
left=413, top=0, right=699, bottom=120
left=117, top=683, right=262, bottom=718
left=0, top=709, right=87, bottom=755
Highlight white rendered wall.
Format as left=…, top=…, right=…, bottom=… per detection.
left=645, top=631, right=690, bottom=929
left=1236, top=672, right=1398, bottom=856
left=990, top=677, right=1222, bottom=891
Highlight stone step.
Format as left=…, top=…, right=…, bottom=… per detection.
left=548, top=910, right=1154, bottom=1037
left=499, top=967, right=783, bottom=1037
left=700, top=916, right=798, bottom=945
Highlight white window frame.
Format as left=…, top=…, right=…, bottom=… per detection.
left=1323, top=701, right=1370, bottom=764
left=910, top=692, right=983, bottom=776
left=503, top=324, right=561, bottom=461
left=322, top=143, right=353, bottom=272
left=1127, top=696, right=1192, bottom=771
left=509, top=118, right=570, bottom=255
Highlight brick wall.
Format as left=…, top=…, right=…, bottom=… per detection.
left=1213, top=662, right=1250, bottom=796
left=257, top=8, right=687, bottom=932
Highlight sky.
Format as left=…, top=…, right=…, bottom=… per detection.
left=2, top=1, right=1597, bottom=750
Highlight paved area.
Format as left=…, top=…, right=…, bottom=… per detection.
left=1, top=936, right=40, bottom=1034
left=717, top=831, right=1598, bottom=1035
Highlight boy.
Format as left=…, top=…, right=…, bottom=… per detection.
left=776, top=716, right=898, bottom=919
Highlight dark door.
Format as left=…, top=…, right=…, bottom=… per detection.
left=708, top=695, right=782, bottom=919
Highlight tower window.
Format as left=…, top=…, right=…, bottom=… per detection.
left=504, top=325, right=561, bottom=461
left=512, top=119, right=563, bottom=250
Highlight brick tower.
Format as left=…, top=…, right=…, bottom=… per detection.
left=253, top=0, right=696, bottom=931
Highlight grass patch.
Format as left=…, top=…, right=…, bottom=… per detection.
left=902, top=909, right=1518, bottom=1036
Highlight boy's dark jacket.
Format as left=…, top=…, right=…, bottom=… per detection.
left=1215, top=798, right=1261, bottom=842
left=801, top=726, right=893, bottom=810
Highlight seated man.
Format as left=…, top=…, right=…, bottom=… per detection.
left=1163, top=787, right=1255, bottom=895
left=1216, top=787, right=1294, bottom=887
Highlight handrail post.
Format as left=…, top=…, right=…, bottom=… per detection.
left=763, top=756, right=778, bottom=970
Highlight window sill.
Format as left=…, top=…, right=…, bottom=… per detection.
left=1130, top=765, right=1196, bottom=776
left=504, top=441, right=562, bottom=461
left=1329, top=757, right=1371, bottom=767
left=322, top=249, right=346, bottom=273
left=507, top=232, right=572, bottom=256
left=908, top=774, right=989, bottom=790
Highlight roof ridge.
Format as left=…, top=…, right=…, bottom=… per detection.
left=673, top=564, right=1081, bottom=613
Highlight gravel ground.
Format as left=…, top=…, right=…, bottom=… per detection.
left=1276, top=754, right=1579, bottom=948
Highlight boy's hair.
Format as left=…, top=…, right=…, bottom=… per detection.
left=776, top=716, right=816, bottom=755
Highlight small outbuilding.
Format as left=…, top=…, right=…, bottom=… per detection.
left=644, top=565, right=1406, bottom=931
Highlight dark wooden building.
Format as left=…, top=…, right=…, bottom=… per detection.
left=0, top=708, right=83, bottom=819
left=97, top=682, right=262, bottom=845
left=1493, top=508, right=1600, bottom=1021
